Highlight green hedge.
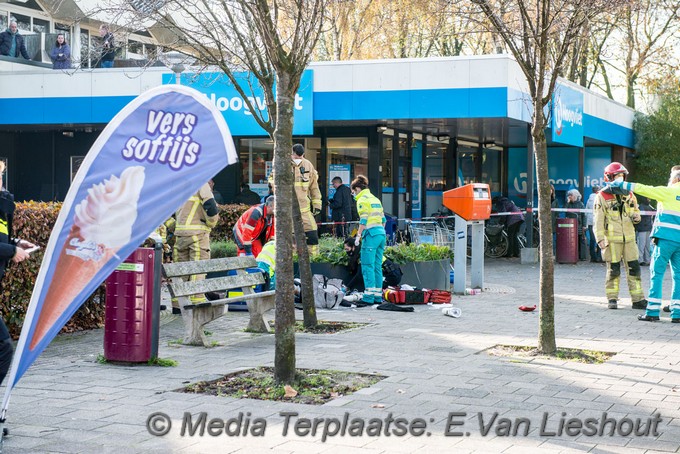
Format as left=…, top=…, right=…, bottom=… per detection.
left=0, top=202, right=253, bottom=338
left=211, top=204, right=251, bottom=242
left=1, top=202, right=106, bottom=339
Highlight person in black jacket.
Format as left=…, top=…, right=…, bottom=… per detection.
left=233, top=183, right=262, bottom=206
left=98, top=24, right=116, bottom=68
left=492, top=196, right=524, bottom=258
left=0, top=161, right=36, bottom=386
left=0, top=20, right=30, bottom=60
left=328, top=176, right=353, bottom=237
left=342, top=238, right=402, bottom=292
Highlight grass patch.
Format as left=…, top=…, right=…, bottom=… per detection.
left=486, top=345, right=615, bottom=364
left=267, top=320, right=369, bottom=334
left=96, top=354, right=178, bottom=367
left=148, top=357, right=179, bottom=367
left=180, top=367, right=385, bottom=405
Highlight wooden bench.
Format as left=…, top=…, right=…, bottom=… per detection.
left=162, top=256, right=276, bottom=346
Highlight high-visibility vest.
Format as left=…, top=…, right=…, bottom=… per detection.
left=356, top=189, right=385, bottom=231
left=256, top=240, right=276, bottom=272
left=631, top=181, right=680, bottom=243
left=175, top=183, right=218, bottom=236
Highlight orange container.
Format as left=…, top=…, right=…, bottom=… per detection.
left=442, top=183, right=492, bottom=221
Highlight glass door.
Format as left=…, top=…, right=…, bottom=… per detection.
left=397, top=133, right=411, bottom=220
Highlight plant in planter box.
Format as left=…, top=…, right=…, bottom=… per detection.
left=384, top=243, right=453, bottom=290
left=305, top=235, right=350, bottom=281
left=384, top=243, right=453, bottom=264
left=309, top=235, right=349, bottom=266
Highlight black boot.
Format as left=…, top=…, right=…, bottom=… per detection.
left=607, top=299, right=618, bottom=309
left=632, top=299, right=648, bottom=310
left=638, top=314, right=659, bottom=322
left=663, top=305, right=671, bottom=313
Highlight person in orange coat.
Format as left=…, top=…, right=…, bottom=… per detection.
left=233, top=196, right=276, bottom=257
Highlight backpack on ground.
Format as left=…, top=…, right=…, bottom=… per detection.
left=382, top=259, right=403, bottom=287
left=313, top=274, right=345, bottom=309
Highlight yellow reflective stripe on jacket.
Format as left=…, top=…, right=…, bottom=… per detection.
left=0, top=218, right=7, bottom=235
left=256, top=241, right=276, bottom=272
left=356, top=189, right=384, bottom=230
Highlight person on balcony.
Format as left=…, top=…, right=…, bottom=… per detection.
left=98, top=24, right=116, bottom=68
left=0, top=20, right=30, bottom=60
left=49, top=33, right=71, bottom=70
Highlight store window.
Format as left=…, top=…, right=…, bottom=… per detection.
left=327, top=137, right=367, bottom=186
left=32, top=18, right=49, bottom=33
left=457, top=143, right=479, bottom=186
left=12, top=14, right=31, bottom=32
left=482, top=147, right=502, bottom=195
left=239, top=138, right=273, bottom=199
left=425, top=141, right=447, bottom=191
left=0, top=12, right=8, bottom=31
left=80, top=29, right=90, bottom=68
left=381, top=137, right=392, bottom=189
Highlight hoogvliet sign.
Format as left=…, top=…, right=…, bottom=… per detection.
left=1, top=85, right=237, bottom=419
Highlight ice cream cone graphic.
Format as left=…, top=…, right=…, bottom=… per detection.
left=30, top=166, right=146, bottom=350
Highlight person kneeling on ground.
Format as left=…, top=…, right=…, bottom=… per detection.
left=255, top=238, right=276, bottom=290
left=343, top=237, right=402, bottom=293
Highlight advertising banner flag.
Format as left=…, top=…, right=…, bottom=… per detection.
left=1, top=85, right=237, bottom=417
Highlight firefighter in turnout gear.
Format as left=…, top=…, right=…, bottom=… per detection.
left=593, top=162, right=648, bottom=310
left=270, top=144, right=322, bottom=255
left=610, top=166, right=680, bottom=322
left=173, top=182, right=219, bottom=307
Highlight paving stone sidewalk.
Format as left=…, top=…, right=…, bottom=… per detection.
left=2, top=259, right=679, bottom=454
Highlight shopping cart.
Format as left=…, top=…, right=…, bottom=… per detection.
left=406, top=219, right=455, bottom=248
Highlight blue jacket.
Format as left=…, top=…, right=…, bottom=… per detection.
left=0, top=30, right=30, bottom=59
left=49, top=43, right=71, bottom=69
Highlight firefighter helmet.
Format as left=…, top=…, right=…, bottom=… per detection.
left=603, top=162, right=628, bottom=182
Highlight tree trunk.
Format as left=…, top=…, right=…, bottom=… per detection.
left=273, top=74, right=297, bottom=385
left=626, top=74, right=636, bottom=109
left=532, top=119, right=556, bottom=355
left=291, top=186, right=318, bottom=328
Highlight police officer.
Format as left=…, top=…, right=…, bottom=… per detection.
left=593, top=162, right=647, bottom=310
left=610, top=166, right=680, bottom=322
left=173, top=182, right=219, bottom=308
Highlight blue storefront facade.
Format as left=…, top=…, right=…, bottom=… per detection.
left=0, top=55, right=635, bottom=222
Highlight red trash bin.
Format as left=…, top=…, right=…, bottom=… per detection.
left=556, top=218, right=578, bottom=264
left=104, top=243, right=162, bottom=362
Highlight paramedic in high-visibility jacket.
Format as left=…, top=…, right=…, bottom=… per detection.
left=233, top=196, right=276, bottom=257
left=270, top=144, right=322, bottom=255
left=593, top=162, right=648, bottom=311
left=173, top=182, right=219, bottom=305
left=256, top=238, right=276, bottom=290
left=610, top=165, right=680, bottom=323
left=351, top=175, right=386, bottom=305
